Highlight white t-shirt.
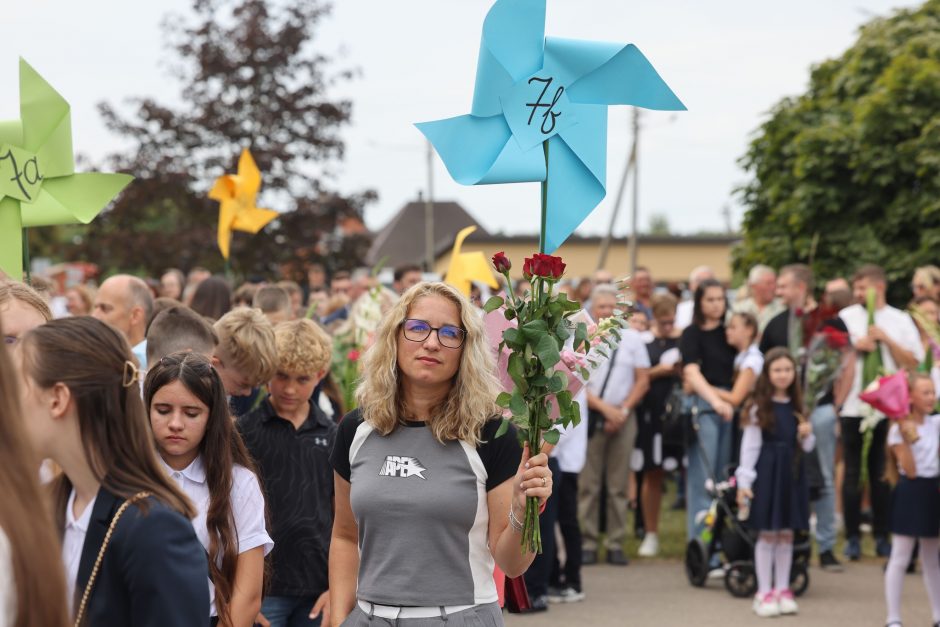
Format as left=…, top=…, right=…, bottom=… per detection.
left=887, top=414, right=940, bottom=478
left=839, top=304, right=924, bottom=416
left=587, top=328, right=651, bottom=406
left=0, top=528, right=14, bottom=627
left=734, top=343, right=764, bottom=376
left=161, top=456, right=273, bottom=617
left=552, top=388, right=589, bottom=474
left=676, top=300, right=694, bottom=332
left=62, top=489, right=97, bottom=613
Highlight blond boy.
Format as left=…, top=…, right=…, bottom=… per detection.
left=238, top=319, right=335, bottom=625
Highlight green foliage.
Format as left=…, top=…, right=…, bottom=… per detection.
left=37, top=0, right=374, bottom=279
left=734, top=2, right=940, bottom=305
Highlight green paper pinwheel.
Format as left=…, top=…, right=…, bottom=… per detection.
left=416, top=0, right=685, bottom=253
left=0, top=59, right=133, bottom=278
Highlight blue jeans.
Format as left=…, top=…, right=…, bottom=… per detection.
left=260, top=596, right=321, bottom=627
left=810, top=404, right=838, bottom=553
left=686, top=403, right=732, bottom=540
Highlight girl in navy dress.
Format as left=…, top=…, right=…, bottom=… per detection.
left=735, top=348, right=815, bottom=618
left=883, top=373, right=940, bottom=627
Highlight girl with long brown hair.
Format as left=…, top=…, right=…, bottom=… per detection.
left=735, top=348, right=815, bottom=618
left=0, top=319, right=69, bottom=626
left=16, top=316, right=208, bottom=626
left=145, top=352, right=271, bottom=627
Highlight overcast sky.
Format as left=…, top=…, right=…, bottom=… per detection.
left=1, top=0, right=917, bottom=239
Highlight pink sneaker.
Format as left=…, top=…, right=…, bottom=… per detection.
left=752, top=591, right=780, bottom=617
left=776, top=588, right=798, bottom=615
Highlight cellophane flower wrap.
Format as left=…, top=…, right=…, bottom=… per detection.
left=803, top=323, right=850, bottom=416
left=485, top=252, right=630, bottom=553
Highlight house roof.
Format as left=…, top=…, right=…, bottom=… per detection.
left=433, top=231, right=741, bottom=257
left=367, top=200, right=489, bottom=267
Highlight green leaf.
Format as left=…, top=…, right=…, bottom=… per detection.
left=521, top=319, right=549, bottom=341
left=495, top=392, right=512, bottom=408
left=483, top=296, right=504, bottom=313
left=509, top=390, right=527, bottom=418
left=530, top=375, right=551, bottom=387
left=535, top=334, right=561, bottom=369
left=507, top=353, right=528, bottom=393
left=579, top=366, right=591, bottom=380
left=539, top=410, right=553, bottom=430
left=567, top=400, right=582, bottom=425
left=548, top=371, right=567, bottom=393
left=495, top=418, right=510, bottom=438
left=504, top=308, right=516, bottom=321
left=556, top=390, right=573, bottom=411
left=554, top=320, right=571, bottom=341
left=503, top=327, right=524, bottom=348
left=574, top=322, right=588, bottom=352
left=543, top=429, right=561, bottom=445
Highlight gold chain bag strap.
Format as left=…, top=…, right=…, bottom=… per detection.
left=73, top=491, right=151, bottom=627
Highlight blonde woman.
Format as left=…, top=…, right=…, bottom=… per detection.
left=912, top=265, right=940, bottom=302
left=329, top=282, right=553, bottom=626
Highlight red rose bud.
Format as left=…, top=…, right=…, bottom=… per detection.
left=492, top=251, right=511, bottom=273
left=522, top=257, right=534, bottom=280
left=347, top=349, right=361, bottom=362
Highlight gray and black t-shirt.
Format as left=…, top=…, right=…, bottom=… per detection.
left=331, top=411, right=521, bottom=607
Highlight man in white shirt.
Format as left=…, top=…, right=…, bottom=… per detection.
left=675, top=266, right=715, bottom=331
left=733, top=264, right=785, bottom=334
left=578, top=285, right=650, bottom=567
left=839, top=264, right=923, bottom=561
left=92, top=274, right=153, bottom=369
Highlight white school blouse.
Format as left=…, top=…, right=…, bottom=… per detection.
left=62, top=489, right=97, bottom=613
left=887, top=414, right=940, bottom=478
left=161, top=456, right=273, bottom=617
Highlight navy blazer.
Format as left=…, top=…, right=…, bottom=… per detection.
left=74, top=487, right=209, bottom=626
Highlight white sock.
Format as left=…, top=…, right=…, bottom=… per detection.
left=773, top=531, right=793, bottom=592
left=920, top=537, right=940, bottom=622
left=755, top=533, right=776, bottom=597
left=885, top=535, right=916, bottom=624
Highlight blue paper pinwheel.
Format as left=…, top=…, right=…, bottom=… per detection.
left=416, top=0, right=685, bottom=253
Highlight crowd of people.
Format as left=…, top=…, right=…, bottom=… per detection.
left=0, top=258, right=938, bottom=626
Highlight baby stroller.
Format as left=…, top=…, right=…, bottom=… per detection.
left=684, top=418, right=811, bottom=598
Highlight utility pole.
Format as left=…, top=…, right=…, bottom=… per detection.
left=628, top=108, right=640, bottom=277
left=425, top=140, right=435, bottom=273
left=597, top=110, right=636, bottom=271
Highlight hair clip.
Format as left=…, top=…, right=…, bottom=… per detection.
left=122, top=360, right=140, bottom=388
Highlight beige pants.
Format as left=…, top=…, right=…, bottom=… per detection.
left=578, top=413, right=637, bottom=550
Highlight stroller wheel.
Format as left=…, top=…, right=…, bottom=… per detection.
left=685, top=538, right=709, bottom=587
left=790, top=563, right=810, bottom=597
left=724, top=562, right=757, bottom=598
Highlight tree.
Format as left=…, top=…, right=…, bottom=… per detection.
left=734, top=1, right=940, bottom=304
left=646, top=212, right=671, bottom=235
left=45, top=0, right=373, bottom=279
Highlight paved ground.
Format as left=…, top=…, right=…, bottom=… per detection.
left=505, top=559, right=934, bottom=626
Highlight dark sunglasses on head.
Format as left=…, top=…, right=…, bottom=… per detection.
left=401, top=318, right=466, bottom=349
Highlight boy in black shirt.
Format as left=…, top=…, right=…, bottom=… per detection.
left=238, top=319, right=336, bottom=626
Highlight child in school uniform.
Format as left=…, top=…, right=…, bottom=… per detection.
left=883, top=373, right=940, bottom=627
left=146, top=353, right=273, bottom=627
left=735, top=348, right=815, bottom=618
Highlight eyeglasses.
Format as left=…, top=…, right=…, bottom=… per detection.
left=402, top=318, right=466, bottom=349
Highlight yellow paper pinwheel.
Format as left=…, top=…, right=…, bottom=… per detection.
left=0, top=59, right=133, bottom=278
left=209, top=149, right=278, bottom=260
left=444, top=226, right=499, bottom=296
